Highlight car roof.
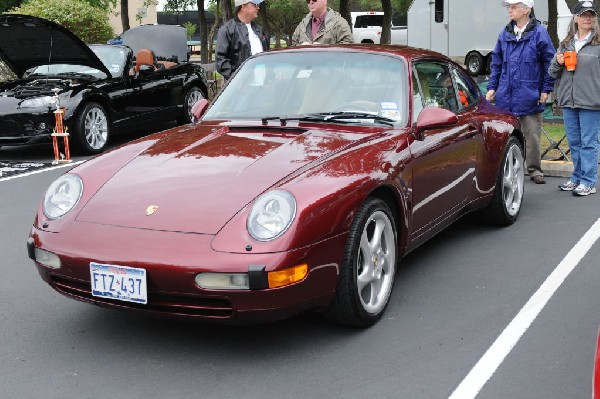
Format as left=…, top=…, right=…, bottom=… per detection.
left=0, top=14, right=111, bottom=78
left=262, top=44, right=448, bottom=63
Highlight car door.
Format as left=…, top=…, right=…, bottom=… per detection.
left=124, top=66, right=181, bottom=125
left=408, top=61, right=481, bottom=244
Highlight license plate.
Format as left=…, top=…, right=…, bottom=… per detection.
left=90, top=262, right=147, bottom=304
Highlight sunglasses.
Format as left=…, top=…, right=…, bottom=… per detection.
left=306, top=0, right=318, bottom=3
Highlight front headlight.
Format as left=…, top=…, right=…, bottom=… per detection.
left=43, top=174, right=83, bottom=219
left=20, top=96, right=56, bottom=109
left=247, top=190, right=296, bottom=241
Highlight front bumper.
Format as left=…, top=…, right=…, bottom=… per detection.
left=0, top=111, right=56, bottom=145
left=28, top=221, right=344, bottom=324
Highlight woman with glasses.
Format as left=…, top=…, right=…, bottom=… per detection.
left=291, top=0, right=353, bottom=46
left=549, top=1, right=600, bottom=196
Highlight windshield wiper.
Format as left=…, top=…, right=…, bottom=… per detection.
left=298, top=112, right=396, bottom=127
left=261, top=112, right=396, bottom=127
left=55, top=72, right=96, bottom=79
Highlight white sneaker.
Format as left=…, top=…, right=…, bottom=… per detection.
left=558, top=180, right=578, bottom=191
left=572, top=184, right=596, bottom=196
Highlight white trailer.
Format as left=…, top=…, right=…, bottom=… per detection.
left=407, top=0, right=571, bottom=76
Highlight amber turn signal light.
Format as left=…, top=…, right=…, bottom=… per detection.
left=267, top=264, right=308, bottom=288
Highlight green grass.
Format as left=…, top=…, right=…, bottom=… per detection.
left=541, top=122, right=569, bottom=161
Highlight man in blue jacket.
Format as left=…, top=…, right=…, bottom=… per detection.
left=486, top=0, right=556, bottom=184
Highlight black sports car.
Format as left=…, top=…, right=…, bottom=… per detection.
left=0, top=15, right=208, bottom=154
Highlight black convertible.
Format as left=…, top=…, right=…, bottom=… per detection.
left=0, top=15, right=208, bottom=154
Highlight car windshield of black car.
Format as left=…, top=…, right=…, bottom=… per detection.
left=203, top=51, right=408, bottom=126
left=91, top=45, right=127, bottom=76
left=27, top=64, right=108, bottom=80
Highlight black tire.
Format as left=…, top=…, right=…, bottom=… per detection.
left=486, top=55, right=492, bottom=75
left=483, top=136, right=525, bottom=226
left=323, top=198, right=398, bottom=327
left=178, top=87, right=205, bottom=124
left=72, top=102, right=110, bottom=155
left=466, top=52, right=485, bottom=76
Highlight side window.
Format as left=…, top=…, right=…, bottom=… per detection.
left=451, top=68, right=479, bottom=110
left=435, top=0, right=444, bottom=23
left=355, top=15, right=383, bottom=28
left=413, top=62, right=457, bottom=112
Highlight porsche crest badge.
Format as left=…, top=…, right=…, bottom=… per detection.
left=145, top=205, right=159, bottom=216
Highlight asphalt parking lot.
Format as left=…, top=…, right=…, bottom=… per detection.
left=1, top=137, right=600, bottom=398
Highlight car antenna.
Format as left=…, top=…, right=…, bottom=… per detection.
left=46, top=26, right=54, bottom=85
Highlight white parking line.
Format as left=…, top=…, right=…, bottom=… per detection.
left=449, top=217, right=600, bottom=399
left=0, top=161, right=83, bottom=182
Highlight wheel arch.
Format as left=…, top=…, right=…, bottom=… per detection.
left=67, top=93, right=113, bottom=124
left=367, top=184, right=409, bottom=256
left=186, top=82, right=208, bottom=100
left=183, top=74, right=209, bottom=100
left=511, top=128, right=525, bottom=152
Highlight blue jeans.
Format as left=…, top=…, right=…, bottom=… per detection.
left=562, top=107, right=600, bottom=187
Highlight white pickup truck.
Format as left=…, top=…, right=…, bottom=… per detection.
left=351, top=12, right=407, bottom=45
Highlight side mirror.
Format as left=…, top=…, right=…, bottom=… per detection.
left=414, top=107, right=459, bottom=140
left=191, top=99, right=209, bottom=124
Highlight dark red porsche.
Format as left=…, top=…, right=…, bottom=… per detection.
left=27, top=45, right=524, bottom=326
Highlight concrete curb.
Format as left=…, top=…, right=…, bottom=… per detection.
left=541, top=160, right=573, bottom=178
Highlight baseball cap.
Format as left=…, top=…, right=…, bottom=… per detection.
left=502, top=0, right=534, bottom=7
left=235, top=0, right=264, bottom=6
left=574, top=1, right=597, bottom=15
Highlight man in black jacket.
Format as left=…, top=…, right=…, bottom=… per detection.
left=216, top=0, right=269, bottom=80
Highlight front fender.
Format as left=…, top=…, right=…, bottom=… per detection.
left=211, top=132, right=412, bottom=255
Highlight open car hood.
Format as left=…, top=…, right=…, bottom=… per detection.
left=123, top=24, right=188, bottom=63
left=0, top=14, right=110, bottom=78
left=76, top=125, right=366, bottom=234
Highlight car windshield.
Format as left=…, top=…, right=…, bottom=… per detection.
left=203, top=51, right=408, bottom=126
left=91, top=45, right=127, bottom=76
left=26, top=45, right=127, bottom=79
left=27, top=63, right=108, bottom=79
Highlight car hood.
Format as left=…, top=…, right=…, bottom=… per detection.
left=123, top=24, right=188, bottom=63
left=0, top=14, right=110, bottom=78
left=76, top=124, right=370, bottom=234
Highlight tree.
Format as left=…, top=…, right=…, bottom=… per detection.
left=163, top=0, right=213, bottom=62
left=380, top=0, right=392, bottom=43
left=339, top=0, right=351, bottom=31
left=262, top=0, right=306, bottom=46
left=85, top=0, right=117, bottom=9
left=1, top=0, right=118, bottom=12
left=11, top=0, right=114, bottom=43
left=197, top=0, right=210, bottom=63
left=222, top=0, right=232, bottom=23
left=121, top=0, right=130, bottom=31
left=0, top=0, right=24, bottom=13
left=547, top=0, right=559, bottom=48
